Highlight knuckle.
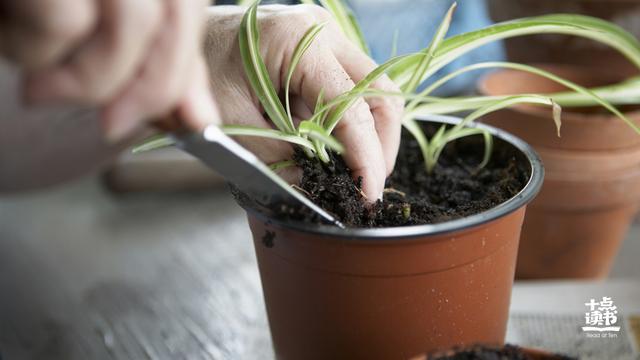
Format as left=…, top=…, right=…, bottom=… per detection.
left=374, top=81, right=404, bottom=118
left=336, top=99, right=374, bottom=130
left=387, top=95, right=405, bottom=114
left=289, top=11, right=316, bottom=29
left=61, top=63, right=111, bottom=102
left=40, top=5, right=94, bottom=44
left=300, top=4, right=332, bottom=21
left=380, top=82, right=404, bottom=108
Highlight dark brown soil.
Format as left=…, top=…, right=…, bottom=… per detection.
left=428, top=345, right=576, bottom=360
left=234, top=124, right=531, bottom=228
left=284, top=125, right=529, bottom=227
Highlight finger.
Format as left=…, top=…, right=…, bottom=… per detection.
left=289, top=95, right=313, bottom=123
left=101, top=0, right=205, bottom=142
left=23, top=0, right=162, bottom=104
left=0, top=0, right=96, bottom=70
left=176, top=55, right=221, bottom=131
left=294, top=43, right=386, bottom=201
left=330, top=34, right=404, bottom=176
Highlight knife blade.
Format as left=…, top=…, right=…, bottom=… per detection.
left=173, top=125, right=344, bottom=228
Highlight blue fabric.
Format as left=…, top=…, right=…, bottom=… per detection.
left=214, top=0, right=504, bottom=95
left=347, top=0, right=504, bottom=95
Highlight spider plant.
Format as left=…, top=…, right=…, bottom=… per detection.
left=137, top=0, right=640, bottom=178
left=287, top=0, right=640, bottom=173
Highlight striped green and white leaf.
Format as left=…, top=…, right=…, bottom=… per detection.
left=302, top=0, right=369, bottom=54
left=389, top=14, right=640, bottom=90
left=423, top=95, right=559, bottom=172
left=132, top=135, right=175, bottom=153
left=284, top=22, right=326, bottom=123
left=236, top=0, right=256, bottom=6
left=222, top=125, right=316, bottom=150
left=239, top=2, right=294, bottom=133
left=403, top=2, right=456, bottom=93
left=539, top=76, right=640, bottom=107
left=405, top=61, right=640, bottom=135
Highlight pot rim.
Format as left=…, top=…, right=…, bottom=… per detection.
left=244, top=115, right=544, bottom=240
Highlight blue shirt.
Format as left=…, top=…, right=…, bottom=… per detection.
left=215, top=0, right=505, bottom=95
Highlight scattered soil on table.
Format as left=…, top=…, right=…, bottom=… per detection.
left=279, top=126, right=529, bottom=227
left=427, top=344, right=576, bottom=360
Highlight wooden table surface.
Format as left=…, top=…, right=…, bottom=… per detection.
left=0, top=179, right=273, bottom=360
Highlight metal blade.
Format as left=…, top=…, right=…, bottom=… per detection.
left=174, top=125, right=344, bottom=228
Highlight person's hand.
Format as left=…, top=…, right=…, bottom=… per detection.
left=204, top=5, right=403, bottom=201
left=0, top=0, right=219, bottom=141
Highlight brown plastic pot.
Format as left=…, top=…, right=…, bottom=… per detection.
left=479, top=64, right=640, bottom=279
left=488, top=0, right=640, bottom=76
left=242, top=117, right=544, bottom=359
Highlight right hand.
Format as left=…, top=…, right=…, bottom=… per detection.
left=1, top=0, right=219, bottom=141
left=204, top=4, right=404, bottom=201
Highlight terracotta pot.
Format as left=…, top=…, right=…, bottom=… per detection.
left=488, top=0, right=640, bottom=76
left=243, top=117, right=544, bottom=359
left=478, top=64, right=640, bottom=279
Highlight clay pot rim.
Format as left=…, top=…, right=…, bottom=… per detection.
left=243, top=115, right=544, bottom=240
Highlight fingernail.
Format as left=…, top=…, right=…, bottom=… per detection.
left=184, top=83, right=220, bottom=129
left=193, top=90, right=218, bottom=126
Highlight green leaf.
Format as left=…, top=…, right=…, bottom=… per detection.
left=314, top=88, right=326, bottom=117
left=222, top=125, right=316, bottom=150
left=390, top=29, right=400, bottom=58
left=285, top=22, right=326, bottom=124
left=407, top=61, right=640, bottom=134
left=132, top=135, right=175, bottom=154
left=423, top=95, right=559, bottom=173
left=298, top=120, right=345, bottom=153
left=454, top=95, right=560, bottom=132
left=318, top=0, right=369, bottom=54
left=239, top=2, right=294, bottom=133
left=429, top=127, right=493, bottom=171
left=539, top=76, right=640, bottom=107
left=322, top=54, right=411, bottom=133
left=404, top=2, right=456, bottom=94
left=270, top=160, right=296, bottom=172
left=401, top=118, right=431, bottom=170
left=389, top=14, right=640, bottom=89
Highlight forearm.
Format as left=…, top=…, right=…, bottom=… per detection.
left=0, top=63, right=129, bottom=193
